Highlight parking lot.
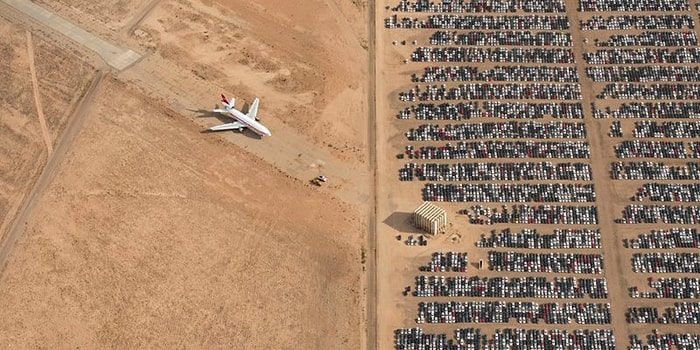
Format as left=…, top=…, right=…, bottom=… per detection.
left=380, top=0, right=700, bottom=348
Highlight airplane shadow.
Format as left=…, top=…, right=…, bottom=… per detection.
left=240, top=130, right=263, bottom=139
left=187, top=107, right=229, bottom=123
left=198, top=127, right=263, bottom=139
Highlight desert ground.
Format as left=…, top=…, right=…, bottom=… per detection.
left=0, top=0, right=369, bottom=348
left=5, top=0, right=700, bottom=349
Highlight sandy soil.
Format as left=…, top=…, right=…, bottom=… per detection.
left=4, top=0, right=700, bottom=348
left=0, top=0, right=368, bottom=349
left=0, top=76, right=363, bottom=348
left=33, top=0, right=148, bottom=35
left=0, top=19, right=42, bottom=240
left=37, top=0, right=370, bottom=165
left=32, top=37, right=95, bottom=142
left=0, top=16, right=92, bottom=246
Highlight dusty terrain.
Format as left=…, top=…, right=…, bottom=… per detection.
left=7, top=0, right=700, bottom=348
left=38, top=0, right=370, bottom=165
left=0, top=19, right=42, bottom=239
left=0, top=17, right=94, bottom=246
left=0, top=0, right=368, bottom=349
left=0, top=76, right=363, bottom=348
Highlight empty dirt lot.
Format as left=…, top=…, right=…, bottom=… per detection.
left=0, top=76, right=363, bottom=348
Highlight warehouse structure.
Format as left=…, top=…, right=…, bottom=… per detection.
left=413, top=202, right=447, bottom=235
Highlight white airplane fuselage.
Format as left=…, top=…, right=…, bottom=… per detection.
left=224, top=105, right=272, bottom=137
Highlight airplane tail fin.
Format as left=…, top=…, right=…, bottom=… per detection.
left=220, top=94, right=235, bottom=109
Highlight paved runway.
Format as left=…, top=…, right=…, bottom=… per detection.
left=1, top=0, right=140, bottom=70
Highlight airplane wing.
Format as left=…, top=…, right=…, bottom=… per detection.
left=247, top=98, right=260, bottom=120
left=209, top=121, right=247, bottom=131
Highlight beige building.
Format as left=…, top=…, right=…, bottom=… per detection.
left=412, top=202, right=447, bottom=235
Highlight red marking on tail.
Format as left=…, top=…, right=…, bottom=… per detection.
left=220, top=94, right=229, bottom=105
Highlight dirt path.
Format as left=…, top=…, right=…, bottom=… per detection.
left=1, top=0, right=140, bottom=70
left=365, top=0, right=378, bottom=349
left=120, top=0, right=160, bottom=39
left=565, top=0, right=630, bottom=342
left=0, top=69, right=104, bottom=274
left=26, top=30, right=53, bottom=155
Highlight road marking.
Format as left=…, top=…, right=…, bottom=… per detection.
left=26, top=30, right=53, bottom=155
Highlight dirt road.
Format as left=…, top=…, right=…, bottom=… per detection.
left=366, top=1, right=378, bottom=349
left=565, top=3, right=631, bottom=341
left=0, top=69, right=103, bottom=273
left=1, top=0, right=140, bottom=70
left=25, top=30, right=53, bottom=154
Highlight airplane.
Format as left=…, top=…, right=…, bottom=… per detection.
left=208, top=94, right=272, bottom=137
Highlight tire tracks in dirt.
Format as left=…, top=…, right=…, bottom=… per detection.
left=321, top=0, right=366, bottom=49
left=565, top=0, right=630, bottom=342
left=120, top=0, right=160, bottom=40
left=0, top=69, right=104, bottom=275
left=365, top=0, right=378, bottom=350
left=26, top=30, right=53, bottom=155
